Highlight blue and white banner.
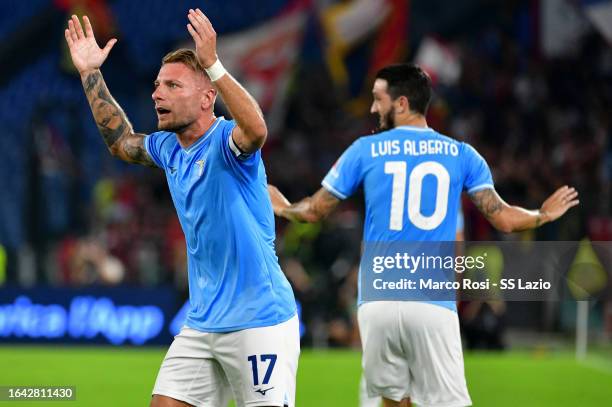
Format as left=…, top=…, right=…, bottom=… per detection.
left=0, top=287, right=306, bottom=345
left=0, top=287, right=179, bottom=345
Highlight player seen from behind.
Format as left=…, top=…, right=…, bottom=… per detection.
left=268, top=63, right=579, bottom=407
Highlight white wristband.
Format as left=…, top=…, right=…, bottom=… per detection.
left=205, top=59, right=227, bottom=82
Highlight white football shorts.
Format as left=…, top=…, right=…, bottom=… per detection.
left=358, top=301, right=472, bottom=407
left=153, top=314, right=300, bottom=407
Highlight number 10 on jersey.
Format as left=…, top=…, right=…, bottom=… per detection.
left=384, top=160, right=450, bottom=231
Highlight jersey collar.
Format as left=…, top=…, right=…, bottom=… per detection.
left=396, top=125, right=433, bottom=132
left=182, top=117, right=224, bottom=154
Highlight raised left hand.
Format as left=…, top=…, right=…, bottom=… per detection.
left=186, top=8, right=218, bottom=68
left=540, top=185, right=579, bottom=223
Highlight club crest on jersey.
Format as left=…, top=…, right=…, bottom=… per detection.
left=196, top=159, right=205, bottom=177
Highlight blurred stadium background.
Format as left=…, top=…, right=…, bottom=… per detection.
left=0, top=0, right=611, bottom=405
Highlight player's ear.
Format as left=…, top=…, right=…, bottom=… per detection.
left=396, top=95, right=410, bottom=114
left=201, top=88, right=217, bottom=111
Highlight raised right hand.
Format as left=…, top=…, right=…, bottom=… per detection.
left=64, top=15, right=117, bottom=74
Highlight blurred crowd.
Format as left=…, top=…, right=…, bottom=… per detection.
left=1, top=1, right=611, bottom=346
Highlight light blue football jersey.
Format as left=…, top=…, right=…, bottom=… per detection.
left=322, top=125, right=494, bottom=311
left=145, top=117, right=296, bottom=332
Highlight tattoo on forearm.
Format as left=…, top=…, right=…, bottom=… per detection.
left=82, top=71, right=130, bottom=148
left=96, top=87, right=127, bottom=144
left=81, top=70, right=154, bottom=166
left=470, top=189, right=503, bottom=219
left=312, top=190, right=340, bottom=219
left=83, top=73, right=99, bottom=93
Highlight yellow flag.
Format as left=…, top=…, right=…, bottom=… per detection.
left=567, top=239, right=608, bottom=300
left=0, top=244, right=6, bottom=285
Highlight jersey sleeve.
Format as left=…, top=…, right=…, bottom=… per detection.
left=144, top=131, right=171, bottom=169
left=461, top=143, right=494, bottom=194
left=218, top=119, right=261, bottom=181
left=321, top=139, right=363, bottom=200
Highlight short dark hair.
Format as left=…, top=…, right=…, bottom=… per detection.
left=375, top=64, right=432, bottom=115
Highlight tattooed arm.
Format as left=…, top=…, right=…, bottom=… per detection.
left=268, top=186, right=341, bottom=223
left=65, top=15, right=155, bottom=167
left=81, top=70, right=155, bottom=166
left=469, top=186, right=579, bottom=233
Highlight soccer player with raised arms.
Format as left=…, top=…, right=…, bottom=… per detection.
left=268, top=64, right=579, bottom=407
left=64, top=10, right=298, bottom=407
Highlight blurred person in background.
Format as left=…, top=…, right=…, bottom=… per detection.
left=64, top=9, right=298, bottom=407
left=69, top=238, right=125, bottom=285
left=269, top=63, right=579, bottom=407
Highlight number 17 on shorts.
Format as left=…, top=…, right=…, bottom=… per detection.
left=248, top=354, right=277, bottom=394
left=226, top=315, right=300, bottom=407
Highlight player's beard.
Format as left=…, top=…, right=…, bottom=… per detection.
left=376, top=106, right=396, bottom=132
left=158, top=115, right=193, bottom=133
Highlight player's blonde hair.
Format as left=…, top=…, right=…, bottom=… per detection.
left=162, top=49, right=208, bottom=78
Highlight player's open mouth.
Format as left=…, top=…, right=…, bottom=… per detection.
left=156, top=107, right=171, bottom=117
